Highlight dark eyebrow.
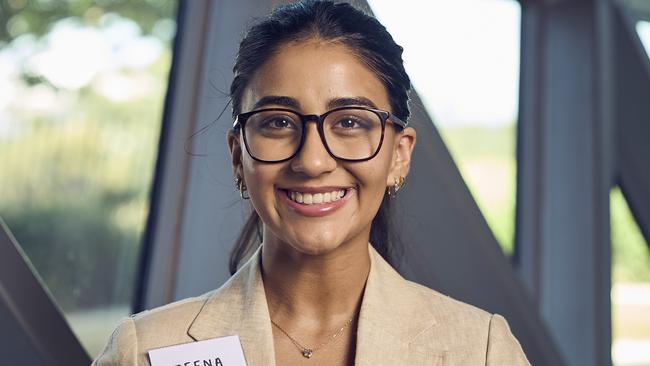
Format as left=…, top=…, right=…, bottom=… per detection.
left=251, top=96, right=300, bottom=110
left=327, top=97, right=378, bottom=109
left=251, top=95, right=379, bottom=112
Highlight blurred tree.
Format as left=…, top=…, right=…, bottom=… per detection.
left=3, top=203, right=139, bottom=309
left=0, top=0, right=175, bottom=47
left=0, top=1, right=174, bottom=356
left=0, top=20, right=172, bottom=311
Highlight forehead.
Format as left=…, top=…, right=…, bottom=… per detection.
left=242, top=40, right=391, bottom=112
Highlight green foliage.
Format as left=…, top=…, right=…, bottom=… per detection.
left=0, top=0, right=176, bottom=46
left=439, top=124, right=517, bottom=255
left=0, top=49, right=171, bottom=311
left=440, top=124, right=650, bottom=283
left=611, top=187, right=650, bottom=282
left=2, top=203, right=139, bottom=310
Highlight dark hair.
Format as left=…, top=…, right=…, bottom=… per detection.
left=228, top=0, right=411, bottom=274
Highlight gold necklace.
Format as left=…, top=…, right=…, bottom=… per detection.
left=270, top=317, right=354, bottom=359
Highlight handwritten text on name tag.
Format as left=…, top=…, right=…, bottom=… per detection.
left=148, top=335, right=247, bottom=366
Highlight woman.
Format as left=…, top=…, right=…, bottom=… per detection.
left=94, top=1, right=530, bottom=365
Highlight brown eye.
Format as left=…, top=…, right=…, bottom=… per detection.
left=261, top=116, right=297, bottom=130
left=338, top=118, right=357, bottom=128
left=332, top=116, right=371, bottom=130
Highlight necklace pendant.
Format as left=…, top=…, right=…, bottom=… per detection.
left=302, top=349, right=313, bottom=358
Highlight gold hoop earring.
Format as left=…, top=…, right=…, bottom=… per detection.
left=387, top=176, right=405, bottom=198
left=234, top=176, right=250, bottom=199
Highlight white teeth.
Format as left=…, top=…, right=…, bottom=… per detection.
left=287, top=189, right=346, bottom=205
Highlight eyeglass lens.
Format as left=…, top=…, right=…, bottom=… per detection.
left=244, top=108, right=383, bottom=161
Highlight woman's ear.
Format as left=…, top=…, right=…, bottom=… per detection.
left=227, top=129, right=243, bottom=178
left=387, top=127, right=416, bottom=186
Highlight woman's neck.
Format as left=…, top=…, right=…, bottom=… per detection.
left=261, top=233, right=371, bottom=328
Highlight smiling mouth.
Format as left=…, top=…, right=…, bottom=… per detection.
left=283, top=189, right=351, bottom=205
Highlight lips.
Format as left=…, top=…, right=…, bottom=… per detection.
left=286, top=189, right=347, bottom=205
left=278, top=187, right=354, bottom=217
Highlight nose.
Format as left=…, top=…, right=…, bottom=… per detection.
left=289, top=122, right=337, bottom=177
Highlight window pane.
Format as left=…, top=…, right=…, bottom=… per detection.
left=611, top=187, right=650, bottom=366
left=0, top=1, right=177, bottom=357
left=637, top=21, right=650, bottom=59
left=367, top=0, right=521, bottom=254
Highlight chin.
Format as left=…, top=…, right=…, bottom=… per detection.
left=293, top=244, right=338, bottom=256
left=284, top=231, right=345, bottom=256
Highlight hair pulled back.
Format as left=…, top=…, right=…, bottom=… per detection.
left=228, top=0, right=411, bottom=274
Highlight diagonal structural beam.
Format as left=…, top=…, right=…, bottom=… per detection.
left=0, top=218, right=91, bottom=365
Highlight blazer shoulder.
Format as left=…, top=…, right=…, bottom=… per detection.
left=92, top=316, right=138, bottom=366
left=130, top=290, right=216, bottom=347
left=92, top=291, right=216, bottom=366
left=403, top=280, right=530, bottom=365
left=486, top=314, right=531, bottom=365
left=404, top=279, right=492, bottom=326
left=131, top=291, right=214, bottom=331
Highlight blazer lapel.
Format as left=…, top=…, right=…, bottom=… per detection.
left=354, top=245, right=446, bottom=366
left=186, top=245, right=275, bottom=366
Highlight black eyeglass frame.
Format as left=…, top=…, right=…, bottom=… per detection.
left=232, top=106, right=408, bottom=163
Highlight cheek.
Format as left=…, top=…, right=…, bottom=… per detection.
left=356, top=147, right=395, bottom=198
left=375, top=138, right=397, bottom=181
left=243, top=166, right=280, bottom=228
left=241, top=156, right=280, bottom=204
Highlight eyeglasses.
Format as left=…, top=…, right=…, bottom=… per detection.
left=233, top=106, right=407, bottom=163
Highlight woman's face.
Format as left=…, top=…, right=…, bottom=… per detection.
left=228, top=39, right=416, bottom=256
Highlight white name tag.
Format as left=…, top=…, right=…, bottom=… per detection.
left=148, top=335, right=248, bottom=366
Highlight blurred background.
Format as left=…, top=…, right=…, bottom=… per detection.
left=0, top=0, right=175, bottom=356
left=0, top=0, right=648, bottom=365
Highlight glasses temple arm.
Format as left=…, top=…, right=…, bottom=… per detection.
left=389, top=113, right=408, bottom=128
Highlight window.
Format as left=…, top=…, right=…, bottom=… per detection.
left=637, top=21, right=650, bottom=59
left=610, top=187, right=650, bottom=366
left=0, top=1, right=177, bottom=357
left=367, top=0, right=521, bottom=254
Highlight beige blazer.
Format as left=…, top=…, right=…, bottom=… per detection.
left=93, top=244, right=530, bottom=365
